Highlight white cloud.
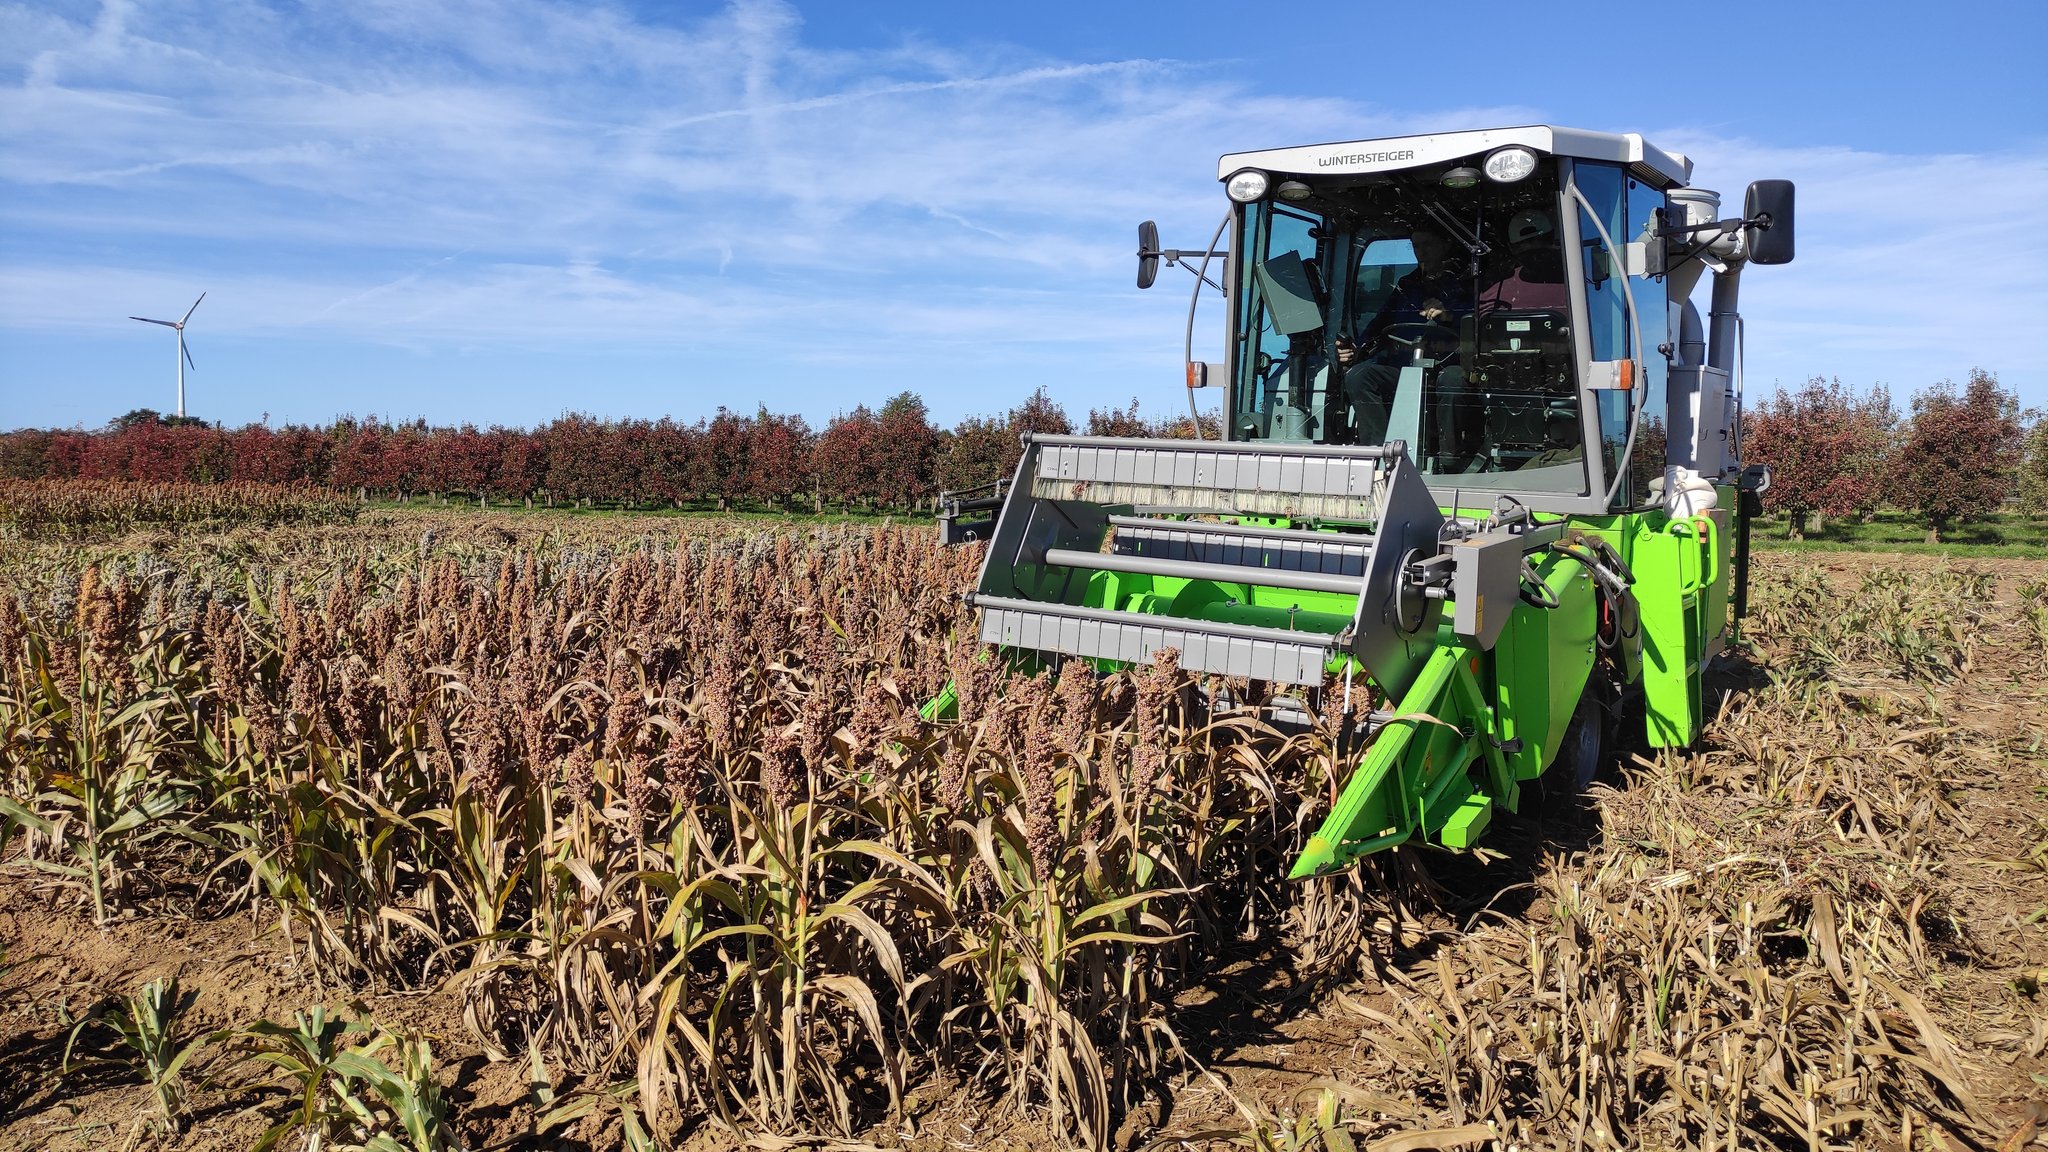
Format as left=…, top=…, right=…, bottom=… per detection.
left=1666, top=133, right=2048, bottom=402
left=1, top=0, right=2041, bottom=427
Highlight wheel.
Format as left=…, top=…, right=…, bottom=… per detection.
left=1554, top=694, right=1604, bottom=793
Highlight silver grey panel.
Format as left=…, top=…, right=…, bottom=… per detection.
left=1044, top=547, right=1363, bottom=596
left=969, top=434, right=1447, bottom=698
left=1110, top=518, right=1370, bottom=577
left=974, top=595, right=1337, bottom=686
left=1025, top=437, right=1391, bottom=521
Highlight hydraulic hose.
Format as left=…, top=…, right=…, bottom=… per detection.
left=1550, top=540, right=1640, bottom=647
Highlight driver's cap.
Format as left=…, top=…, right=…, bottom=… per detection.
left=1508, top=208, right=1554, bottom=248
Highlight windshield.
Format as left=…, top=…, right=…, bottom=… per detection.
left=1231, top=158, right=1586, bottom=494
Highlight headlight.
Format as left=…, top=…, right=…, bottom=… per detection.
left=1484, top=145, right=1539, bottom=183
left=1439, top=166, right=1483, bottom=189
left=1225, top=169, right=1270, bottom=202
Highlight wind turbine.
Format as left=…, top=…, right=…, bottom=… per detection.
left=130, top=293, right=205, bottom=419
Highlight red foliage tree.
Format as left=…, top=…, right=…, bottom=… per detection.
left=228, top=424, right=291, bottom=483
left=4, top=389, right=1078, bottom=513
left=599, top=419, right=655, bottom=506
left=640, top=418, right=697, bottom=506
left=426, top=424, right=497, bottom=495
left=488, top=427, right=543, bottom=501
left=82, top=419, right=218, bottom=482
left=871, top=392, right=939, bottom=510
left=938, top=387, right=1074, bottom=495
left=1889, top=368, right=2023, bottom=542
left=697, top=409, right=751, bottom=511
left=1742, top=377, right=1896, bottom=537
left=814, top=406, right=879, bottom=509
left=329, top=419, right=387, bottom=494
left=541, top=414, right=612, bottom=504
left=746, top=408, right=812, bottom=509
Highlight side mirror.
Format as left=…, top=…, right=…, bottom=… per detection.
left=1137, top=221, right=1160, bottom=289
left=1743, top=180, right=1795, bottom=265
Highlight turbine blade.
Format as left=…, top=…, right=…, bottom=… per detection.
left=181, top=292, right=205, bottom=324
left=182, top=339, right=195, bottom=371
left=131, top=317, right=179, bottom=327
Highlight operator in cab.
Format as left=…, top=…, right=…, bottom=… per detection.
left=1335, top=228, right=1473, bottom=450
left=1479, top=209, right=1568, bottom=313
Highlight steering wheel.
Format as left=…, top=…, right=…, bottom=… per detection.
left=1379, top=321, right=1459, bottom=348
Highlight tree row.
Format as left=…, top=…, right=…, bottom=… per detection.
left=1744, top=368, right=2047, bottom=540
left=0, top=392, right=1213, bottom=512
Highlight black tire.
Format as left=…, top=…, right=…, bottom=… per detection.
left=1554, top=694, right=1605, bottom=794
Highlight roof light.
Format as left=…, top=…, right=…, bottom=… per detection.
left=1276, top=180, right=1312, bottom=201
left=1483, top=145, right=1539, bottom=183
left=1225, top=169, right=1270, bottom=202
left=1440, top=165, right=1483, bottom=190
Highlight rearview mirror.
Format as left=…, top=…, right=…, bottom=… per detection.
left=1137, top=221, right=1160, bottom=289
left=1743, top=180, right=1795, bottom=265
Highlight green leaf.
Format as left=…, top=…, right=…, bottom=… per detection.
left=1068, top=888, right=1174, bottom=932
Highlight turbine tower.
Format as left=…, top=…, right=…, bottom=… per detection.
left=129, top=293, right=205, bottom=419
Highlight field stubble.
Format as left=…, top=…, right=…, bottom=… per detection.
left=0, top=500, right=2043, bottom=1152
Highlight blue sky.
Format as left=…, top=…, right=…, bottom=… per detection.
left=3, top=0, right=2044, bottom=432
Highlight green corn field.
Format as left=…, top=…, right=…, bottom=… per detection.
left=2, top=494, right=2045, bottom=1151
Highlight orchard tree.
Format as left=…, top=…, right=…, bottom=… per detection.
left=428, top=424, right=496, bottom=495
left=641, top=418, right=696, bottom=506
left=872, top=391, right=939, bottom=509
left=227, top=424, right=277, bottom=481
left=2016, top=411, right=2048, bottom=512
left=1889, top=368, right=2023, bottom=542
left=697, top=409, right=752, bottom=511
left=1151, top=410, right=1223, bottom=440
left=937, top=414, right=1011, bottom=494
left=0, top=430, right=64, bottom=479
left=814, top=406, right=879, bottom=509
left=747, top=407, right=813, bottom=509
left=1087, top=399, right=1150, bottom=438
left=328, top=418, right=384, bottom=494
left=1743, top=376, right=1896, bottom=538
left=1000, top=387, right=1072, bottom=478
left=490, top=426, right=545, bottom=502
left=605, top=419, right=658, bottom=506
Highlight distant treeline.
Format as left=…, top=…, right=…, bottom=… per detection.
left=0, top=391, right=1216, bottom=512
left=13, top=370, right=2038, bottom=537
left=1744, top=368, right=2048, bottom=540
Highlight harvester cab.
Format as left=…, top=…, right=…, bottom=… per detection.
left=935, top=125, right=1793, bottom=877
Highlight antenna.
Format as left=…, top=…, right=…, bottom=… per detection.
left=129, top=292, right=204, bottom=418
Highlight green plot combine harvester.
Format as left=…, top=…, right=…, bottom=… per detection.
left=936, top=125, right=1793, bottom=878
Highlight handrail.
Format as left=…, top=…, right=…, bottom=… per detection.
left=1026, top=432, right=1405, bottom=460
left=1184, top=212, right=1231, bottom=437
left=1568, top=180, right=1646, bottom=509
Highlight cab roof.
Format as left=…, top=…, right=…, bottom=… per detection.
left=1217, top=125, right=1692, bottom=190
